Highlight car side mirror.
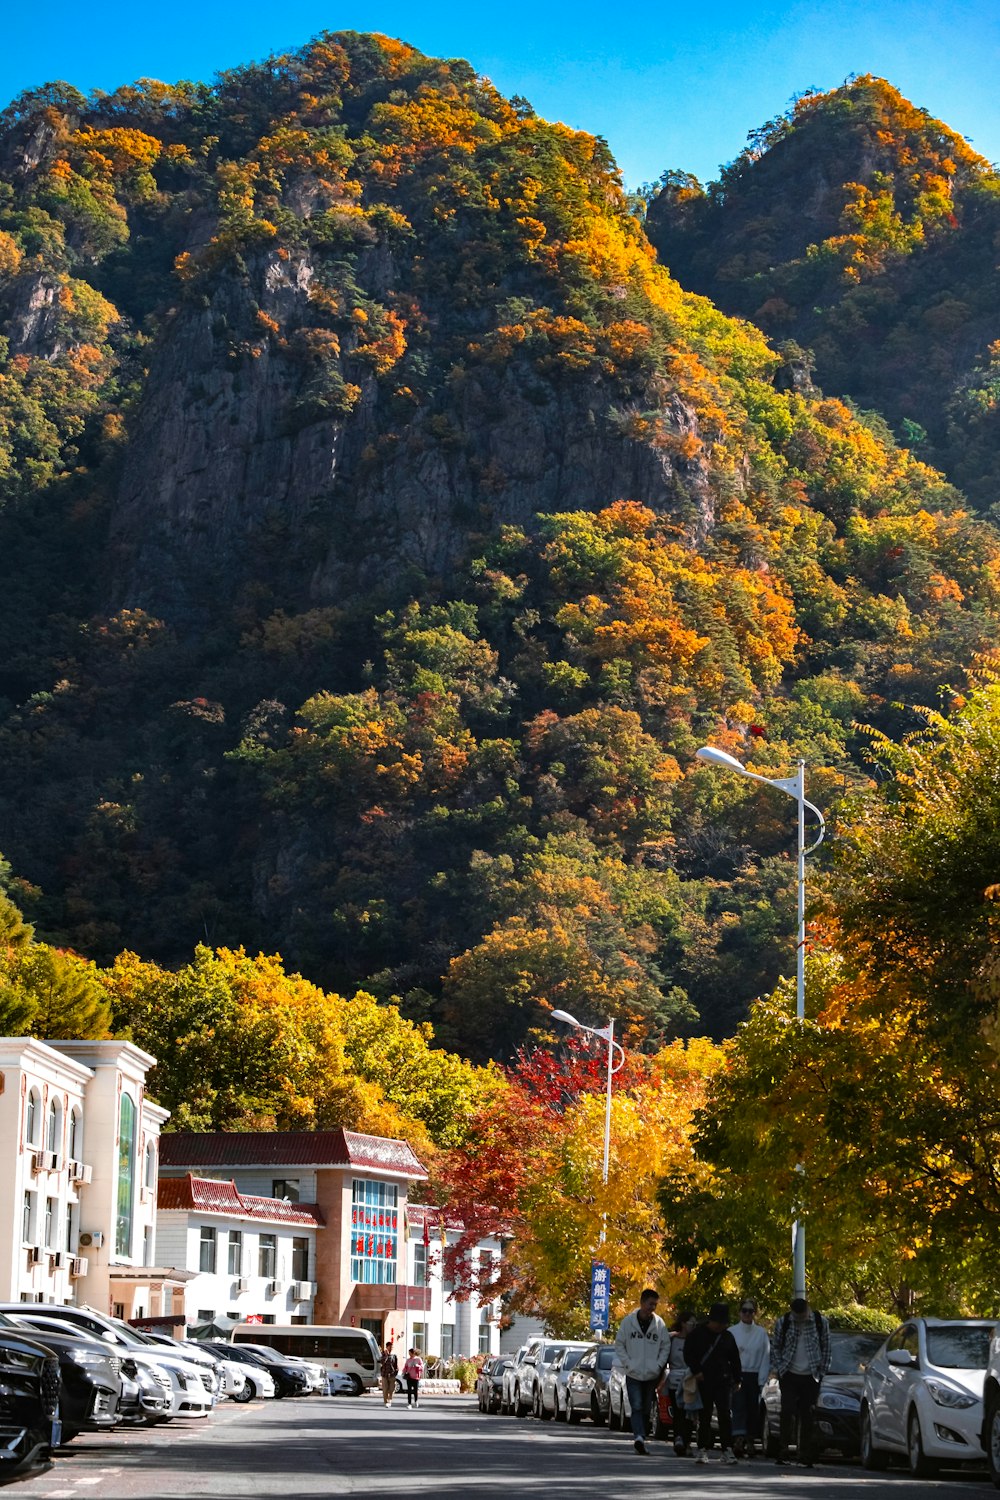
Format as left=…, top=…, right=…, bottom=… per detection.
left=886, top=1348, right=916, bottom=1367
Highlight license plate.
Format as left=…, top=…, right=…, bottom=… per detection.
left=49, top=1419, right=62, bottom=1448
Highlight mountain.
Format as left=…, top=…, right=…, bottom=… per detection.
left=0, top=38, right=997, bottom=1057
left=644, top=76, right=1000, bottom=508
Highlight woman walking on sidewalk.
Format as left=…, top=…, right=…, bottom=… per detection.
left=402, top=1348, right=425, bottom=1407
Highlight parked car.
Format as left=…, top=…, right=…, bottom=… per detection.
left=477, top=1356, right=511, bottom=1414
left=761, top=1329, right=884, bottom=1460
left=11, top=1311, right=211, bottom=1421
left=539, top=1345, right=591, bottom=1421
left=197, top=1345, right=275, bottom=1400
left=503, top=1338, right=592, bottom=1418
left=0, top=1305, right=220, bottom=1408
left=607, top=1362, right=673, bottom=1439
left=0, top=1329, right=61, bottom=1482
left=566, top=1343, right=617, bottom=1425
left=861, top=1318, right=993, bottom=1475
left=981, top=1323, right=1000, bottom=1487
left=199, top=1341, right=308, bottom=1399
left=222, top=1341, right=323, bottom=1394
left=118, top=1356, right=173, bottom=1423
left=0, top=1313, right=120, bottom=1442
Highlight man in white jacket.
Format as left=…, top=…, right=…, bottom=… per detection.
left=613, top=1289, right=670, bottom=1455
left=730, top=1298, right=771, bottom=1457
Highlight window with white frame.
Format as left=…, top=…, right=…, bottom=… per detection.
left=478, top=1319, right=492, bottom=1354
left=46, top=1100, right=60, bottom=1158
left=68, top=1108, right=81, bottom=1163
left=413, top=1242, right=427, bottom=1286
left=350, top=1180, right=398, bottom=1285
left=228, top=1230, right=243, bottom=1276
left=291, top=1237, right=309, bottom=1281
left=199, top=1225, right=217, bottom=1273
left=441, top=1323, right=455, bottom=1359
left=22, top=1191, right=33, bottom=1243
left=25, top=1089, right=40, bottom=1146
left=44, top=1197, right=55, bottom=1249
left=258, top=1234, right=276, bottom=1278
left=144, top=1140, right=157, bottom=1189
left=412, top=1322, right=426, bottom=1353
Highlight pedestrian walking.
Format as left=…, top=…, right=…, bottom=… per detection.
left=665, top=1311, right=697, bottom=1456
left=730, top=1298, right=770, bottom=1457
left=771, top=1297, right=831, bottom=1466
left=613, top=1288, right=670, bottom=1455
left=380, top=1342, right=398, bottom=1406
left=684, top=1303, right=742, bottom=1465
left=402, top=1348, right=424, bottom=1407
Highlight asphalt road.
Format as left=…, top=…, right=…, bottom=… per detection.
left=21, top=1394, right=996, bottom=1500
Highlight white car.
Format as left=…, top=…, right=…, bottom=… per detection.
left=861, top=1318, right=993, bottom=1475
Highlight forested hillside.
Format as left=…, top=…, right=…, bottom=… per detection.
left=645, top=76, right=1000, bottom=507
left=0, top=37, right=998, bottom=1059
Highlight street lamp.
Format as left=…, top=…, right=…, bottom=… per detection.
left=550, top=1009, right=626, bottom=1242
left=695, top=746, right=825, bottom=1300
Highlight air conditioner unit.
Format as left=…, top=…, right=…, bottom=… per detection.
left=70, top=1162, right=92, bottom=1185
left=139, top=1186, right=151, bottom=1204
left=43, top=1152, right=59, bottom=1171
left=52, top=1251, right=66, bottom=1269
left=78, top=1231, right=104, bottom=1249
left=28, top=1246, right=42, bottom=1264
left=69, top=1256, right=88, bottom=1279
left=291, top=1281, right=313, bottom=1301
left=237, top=1277, right=250, bottom=1292
left=267, top=1279, right=283, bottom=1296
left=27, top=1151, right=42, bottom=1176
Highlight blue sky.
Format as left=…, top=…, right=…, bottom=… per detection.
left=4, top=1, right=999, bottom=186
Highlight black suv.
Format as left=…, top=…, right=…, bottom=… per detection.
left=1, top=1315, right=121, bottom=1442
left=0, top=1329, right=62, bottom=1481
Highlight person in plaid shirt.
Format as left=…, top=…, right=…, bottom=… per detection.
left=771, top=1297, right=830, bottom=1467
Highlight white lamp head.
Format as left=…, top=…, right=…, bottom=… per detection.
left=550, top=1009, right=581, bottom=1028
left=696, top=745, right=748, bottom=774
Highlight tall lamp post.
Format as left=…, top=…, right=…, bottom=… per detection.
left=550, top=1009, right=626, bottom=1244
left=695, top=746, right=825, bottom=1300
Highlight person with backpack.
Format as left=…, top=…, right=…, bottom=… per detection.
left=683, top=1303, right=742, bottom=1465
left=380, top=1342, right=399, bottom=1406
left=402, top=1347, right=425, bottom=1407
left=771, top=1297, right=831, bottom=1466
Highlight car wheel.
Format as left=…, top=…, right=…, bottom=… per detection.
left=514, top=1384, right=530, bottom=1418
left=987, top=1395, right=1000, bottom=1488
left=568, top=1396, right=583, bottom=1426
left=590, top=1394, right=607, bottom=1427
left=860, top=1406, right=889, bottom=1470
left=233, top=1381, right=254, bottom=1404
left=555, top=1392, right=567, bottom=1423
left=608, top=1394, right=621, bottom=1432
left=538, top=1389, right=553, bottom=1421
left=907, top=1409, right=938, bottom=1478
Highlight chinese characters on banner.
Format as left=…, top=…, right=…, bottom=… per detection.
left=350, top=1204, right=398, bottom=1262
left=590, top=1261, right=610, bottom=1332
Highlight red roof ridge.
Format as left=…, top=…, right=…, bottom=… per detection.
left=157, top=1173, right=325, bottom=1227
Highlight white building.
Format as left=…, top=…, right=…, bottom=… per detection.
left=0, top=1037, right=171, bottom=1317
left=399, top=1204, right=501, bottom=1361
left=155, top=1175, right=322, bottom=1327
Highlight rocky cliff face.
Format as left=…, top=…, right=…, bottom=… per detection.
left=0, top=41, right=995, bottom=1053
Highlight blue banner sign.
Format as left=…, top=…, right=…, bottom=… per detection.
left=590, top=1260, right=610, bottom=1331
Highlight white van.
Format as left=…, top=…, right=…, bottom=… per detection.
left=231, top=1324, right=380, bottom=1395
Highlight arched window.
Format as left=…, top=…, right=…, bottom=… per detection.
left=46, top=1099, right=61, bottom=1158
left=25, top=1089, right=40, bottom=1146
left=144, top=1140, right=157, bottom=1190
left=68, top=1108, right=82, bottom=1163
left=116, top=1094, right=136, bottom=1257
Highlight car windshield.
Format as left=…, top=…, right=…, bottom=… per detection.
left=597, top=1348, right=615, bottom=1370
left=827, top=1335, right=884, bottom=1375
left=925, top=1326, right=992, bottom=1370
